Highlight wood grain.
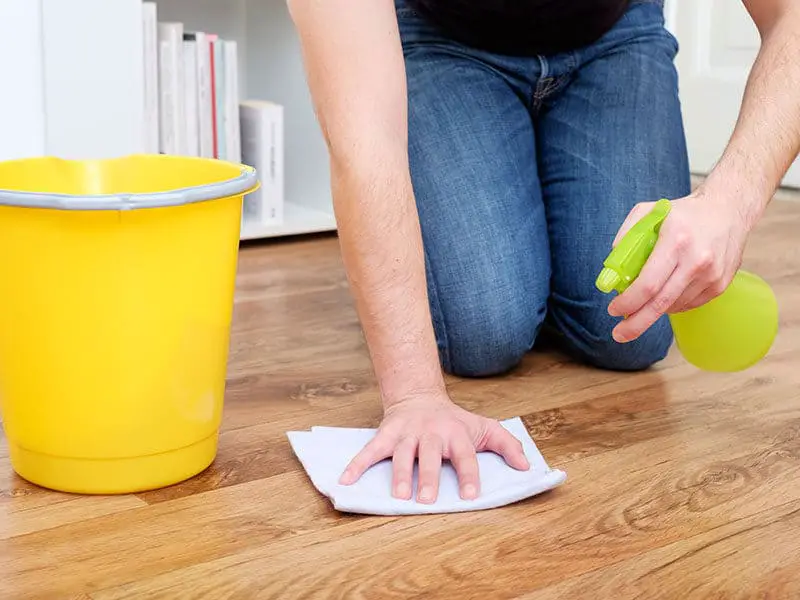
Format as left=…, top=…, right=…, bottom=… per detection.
left=0, top=196, right=799, bottom=599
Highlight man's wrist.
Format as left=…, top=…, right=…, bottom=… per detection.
left=697, top=156, right=771, bottom=232
left=379, top=378, right=449, bottom=410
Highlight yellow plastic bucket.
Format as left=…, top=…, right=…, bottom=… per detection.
left=0, top=154, right=258, bottom=494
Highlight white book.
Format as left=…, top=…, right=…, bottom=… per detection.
left=223, top=40, right=241, bottom=163
left=182, top=35, right=199, bottom=156
left=141, top=2, right=159, bottom=154
left=239, top=99, right=284, bottom=227
left=211, top=36, right=226, bottom=159
left=194, top=32, right=214, bottom=158
left=157, top=21, right=185, bottom=155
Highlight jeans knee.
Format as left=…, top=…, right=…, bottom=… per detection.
left=443, top=330, right=530, bottom=378
left=550, top=303, right=673, bottom=371
left=437, top=305, right=544, bottom=378
left=581, top=316, right=673, bottom=371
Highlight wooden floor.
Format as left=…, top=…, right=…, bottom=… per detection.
left=2, top=192, right=800, bottom=599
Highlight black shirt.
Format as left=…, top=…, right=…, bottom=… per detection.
left=405, top=0, right=631, bottom=56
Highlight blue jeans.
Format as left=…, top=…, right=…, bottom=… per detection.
left=397, top=0, right=691, bottom=377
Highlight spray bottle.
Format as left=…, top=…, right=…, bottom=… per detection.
left=595, top=198, right=779, bottom=372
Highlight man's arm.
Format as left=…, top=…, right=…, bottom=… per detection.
left=607, top=0, right=800, bottom=339
left=699, top=0, right=800, bottom=227
left=288, top=0, right=531, bottom=502
left=287, top=0, right=446, bottom=406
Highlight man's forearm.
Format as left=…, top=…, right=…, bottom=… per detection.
left=332, top=159, right=445, bottom=406
left=699, top=3, right=800, bottom=228
left=289, top=0, right=446, bottom=406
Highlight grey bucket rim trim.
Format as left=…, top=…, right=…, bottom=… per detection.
left=0, top=162, right=258, bottom=211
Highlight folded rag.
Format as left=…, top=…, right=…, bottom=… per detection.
left=286, top=417, right=566, bottom=515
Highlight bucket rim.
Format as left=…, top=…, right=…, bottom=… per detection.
left=0, top=155, right=259, bottom=211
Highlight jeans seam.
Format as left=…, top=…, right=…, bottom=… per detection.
left=531, top=55, right=548, bottom=112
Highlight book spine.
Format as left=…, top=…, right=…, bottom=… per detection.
left=157, top=22, right=185, bottom=155
left=212, top=37, right=226, bottom=160
left=141, top=2, right=159, bottom=154
left=208, top=34, right=218, bottom=158
left=195, top=32, right=214, bottom=158
left=182, top=34, right=199, bottom=157
left=265, top=103, right=284, bottom=224
left=223, top=40, right=241, bottom=164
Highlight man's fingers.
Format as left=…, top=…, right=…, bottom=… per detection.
left=416, top=434, right=443, bottom=504
left=391, top=436, right=417, bottom=500
left=669, top=278, right=709, bottom=313
left=613, top=265, right=693, bottom=342
left=339, top=433, right=394, bottom=485
left=671, top=265, right=732, bottom=313
left=448, top=434, right=480, bottom=500
left=482, top=423, right=529, bottom=471
left=608, top=237, right=679, bottom=319
left=612, top=203, right=652, bottom=248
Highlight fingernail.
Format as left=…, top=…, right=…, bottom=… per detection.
left=613, top=329, right=627, bottom=343
left=418, top=487, right=433, bottom=503
left=394, top=482, right=410, bottom=499
left=339, top=469, right=353, bottom=485
left=461, top=484, right=478, bottom=500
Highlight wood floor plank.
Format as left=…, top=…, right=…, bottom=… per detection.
left=524, top=498, right=800, bottom=600
left=0, top=472, right=347, bottom=598
left=0, top=454, right=148, bottom=540
left=0, top=487, right=146, bottom=541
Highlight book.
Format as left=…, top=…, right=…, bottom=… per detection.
left=182, top=33, right=199, bottom=156
left=223, top=40, right=241, bottom=163
left=208, top=33, right=219, bottom=159
left=157, top=22, right=186, bottom=155
left=141, top=2, right=160, bottom=154
left=211, top=36, right=226, bottom=160
left=194, top=32, right=215, bottom=158
left=240, top=99, right=284, bottom=228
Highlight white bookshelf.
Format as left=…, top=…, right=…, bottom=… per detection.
left=0, top=1, right=46, bottom=161
left=0, top=0, right=336, bottom=241
left=240, top=202, right=336, bottom=241
left=154, top=0, right=336, bottom=240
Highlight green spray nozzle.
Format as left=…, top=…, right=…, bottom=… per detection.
left=595, top=198, right=671, bottom=295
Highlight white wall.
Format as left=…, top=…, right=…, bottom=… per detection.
left=670, top=0, right=799, bottom=189
left=0, top=0, right=46, bottom=161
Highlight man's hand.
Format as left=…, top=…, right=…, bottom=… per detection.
left=607, top=191, right=751, bottom=343
left=339, top=394, right=530, bottom=503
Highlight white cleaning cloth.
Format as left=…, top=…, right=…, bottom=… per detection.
left=286, top=417, right=567, bottom=515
